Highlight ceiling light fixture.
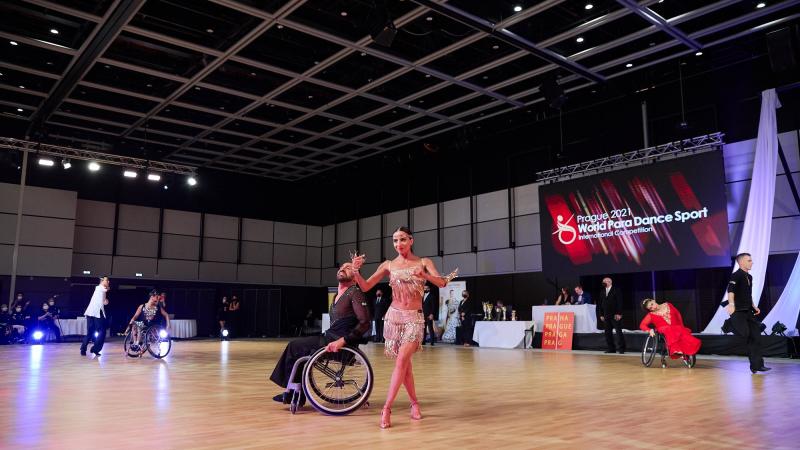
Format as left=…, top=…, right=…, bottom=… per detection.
left=513, top=5, right=522, bottom=12
left=626, top=63, right=633, bottom=68
left=10, top=41, right=18, bottom=46
left=756, top=2, right=766, bottom=8
left=147, top=173, right=161, bottom=181
left=576, top=37, right=585, bottom=43
left=187, top=176, right=197, bottom=186
left=17, top=108, right=23, bottom=112
left=123, top=170, right=137, bottom=178
left=62, top=159, right=71, bottom=169
left=88, top=161, right=100, bottom=172
left=50, top=28, right=59, bottom=34
left=340, top=11, right=347, bottom=17
left=206, top=28, right=214, bottom=33
left=585, top=3, right=594, bottom=10
left=695, top=51, right=703, bottom=56
left=38, top=158, right=54, bottom=167
left=426, top=16, right=433, bottom=21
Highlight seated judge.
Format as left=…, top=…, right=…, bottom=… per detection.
left=554, top=287, right=571, bottom=305
left=269, top=262, right=371, bottom=404
left=572, top=285, right=592, bottom=305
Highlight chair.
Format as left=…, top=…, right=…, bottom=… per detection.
left=641, top=331, right=696, bottom=368
left=284, top=342, right=373, bottom=415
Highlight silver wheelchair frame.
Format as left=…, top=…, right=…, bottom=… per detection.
left=285, top=344, right=373, bottom=415
left=641, top=330, right=696, bottom=368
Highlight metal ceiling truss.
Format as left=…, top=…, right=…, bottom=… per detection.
left=535, top=133, right=725, bottom=182
left=0, top=136, right=196, bottom=175
left=1, top=0, right=794, bottom=181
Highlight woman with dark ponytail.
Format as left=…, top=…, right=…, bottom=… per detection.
left=351, top=226, right=457, bottom=429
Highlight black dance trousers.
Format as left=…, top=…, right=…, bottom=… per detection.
left=730, top=311, right=764, bottom=371
left=269, top=335, right=330, bottom=388
left=423, top=318, right=436, bottom=344
left=80, top=316, right=106, bottom=353
left=603, top=315, right=626, bottom=352
left=374, top=319, right=384, bottom=342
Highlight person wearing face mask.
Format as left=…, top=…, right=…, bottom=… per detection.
left=598, top=277, right=626, bottom=354
left=422, top=284, right=439, bottom=346
left=11, top=304, right=27, bottom=342
left=1, top=304, right=12, bottom=344
left=373, top=289, right=389, bottom=343
left=38, top=301, right=62, bottom=342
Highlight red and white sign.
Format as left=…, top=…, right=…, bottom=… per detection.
left=541, top=312, right=575, bottom=350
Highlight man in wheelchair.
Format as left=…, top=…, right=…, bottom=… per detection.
left=269, top=262, right=372, bottom=405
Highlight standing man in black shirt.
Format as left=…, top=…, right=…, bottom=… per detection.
left=422, top=284, right=439, bottom=346
left=726, top=253, right=770, bottom=374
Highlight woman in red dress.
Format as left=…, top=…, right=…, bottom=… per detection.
left=639, top=298, right=701, bottom=358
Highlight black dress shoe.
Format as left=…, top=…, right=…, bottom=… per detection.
left=273, top=393, right=286, bottom=403
left=80, top=351, right=86, bottom=356
left=757, top=366, right=772, bottom=372
left=604, top=350, right=615, bottom=354
left=618, top=350, right=626, bottom=354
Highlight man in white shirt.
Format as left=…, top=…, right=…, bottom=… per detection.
left=81, top=276, right=110, bottom=356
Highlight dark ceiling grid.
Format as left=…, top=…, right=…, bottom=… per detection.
left=118, top=4, right=451, bottom=176
left=1, top=0, right=797, bottom=181
left=26, top=0, right=146, bottom=137
left=396, top=1, right=800, bottom=156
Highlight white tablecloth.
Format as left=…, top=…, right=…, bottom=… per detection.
left=58, top=317, right=109, bottom=337
left=472, top=321, right=535, bottom=349
left=532, top=304, right=598, bottom=334
left=170, top=319, right=197, bottom=338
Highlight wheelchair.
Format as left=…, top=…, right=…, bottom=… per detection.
left=641, top=331, right=696, bottom=368
left=285, top=344, right=374, bottom=415
left=123, top=321, right=172, bottom=359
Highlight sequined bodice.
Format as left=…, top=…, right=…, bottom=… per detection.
left=388, top=265, right=425, bottom=302
left=651, top=304, right=671, bottom=325
left=143, top=303, right=157, bottom=322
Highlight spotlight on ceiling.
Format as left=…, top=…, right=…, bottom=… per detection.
left=38, top=158, right=54, bottom=167
left=88, top=161, right=100, bottom=172
left=585, top=3, right=594, bottom=10
left=367, top=2, right=397, bottom=47
left=187, top=176, right=197, bottom=186
left=756, top=2, right=766, bottom=8
left=513, top=5, right=522, bottom=12
left=62, top=159, right=71, bottom=169
left=50, top=28, right=59, bottom=34
left=695, top=51, right=703, bottom=56
left=123, top=170, right=137, bottom=178
left=147, top=173, right=161, bottom=182
left=576, top=36, right=585, bottom=43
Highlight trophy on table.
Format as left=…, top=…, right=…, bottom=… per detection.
left=483, top=302, right=491, bottom=320
left=511, top=310, right=517, bottom=321
left=501, top=306, right=507, bottom=321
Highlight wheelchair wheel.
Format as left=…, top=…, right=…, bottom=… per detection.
left=641, top=334, right=659, bottom=367
left=124, top=328, right=143, bottom=357
left=302, top=346, right=373, bottom=416
left=682, top=354, right=696, bottom=368
left=145, top=327, right=172, bottom=359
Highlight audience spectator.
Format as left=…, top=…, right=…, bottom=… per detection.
left=37, top=301, right=62, bottom=342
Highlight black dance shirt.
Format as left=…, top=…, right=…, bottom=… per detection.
left=326, top=285, right=371, bottom=345
left=727, top=268, right=753, bottom=312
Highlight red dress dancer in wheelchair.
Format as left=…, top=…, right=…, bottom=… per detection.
left=269, top=262, right=371, bottom=404
left=351, top=226, right=457, bottom=429
left=639, top=298, right=701, bottom=358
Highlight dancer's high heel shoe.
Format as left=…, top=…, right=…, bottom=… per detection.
left=410, top=402, right=422, bottom=420
left=380, top=407, right=392, bottom=429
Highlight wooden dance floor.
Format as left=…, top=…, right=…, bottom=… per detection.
left=1, top=339, right=798, bottom=449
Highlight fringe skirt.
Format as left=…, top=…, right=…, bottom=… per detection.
left=383, top=306, right=425, bottom=358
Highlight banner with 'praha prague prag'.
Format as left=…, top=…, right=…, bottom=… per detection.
left=541, top=312, right=575, bottom=350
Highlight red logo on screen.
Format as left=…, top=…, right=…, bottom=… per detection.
left=553, top=214, right=577, bottom=245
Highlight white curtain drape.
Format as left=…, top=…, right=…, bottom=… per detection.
left=762, top=252, right=800, bottom=336
left=702, top=89, right=781, bottom=333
